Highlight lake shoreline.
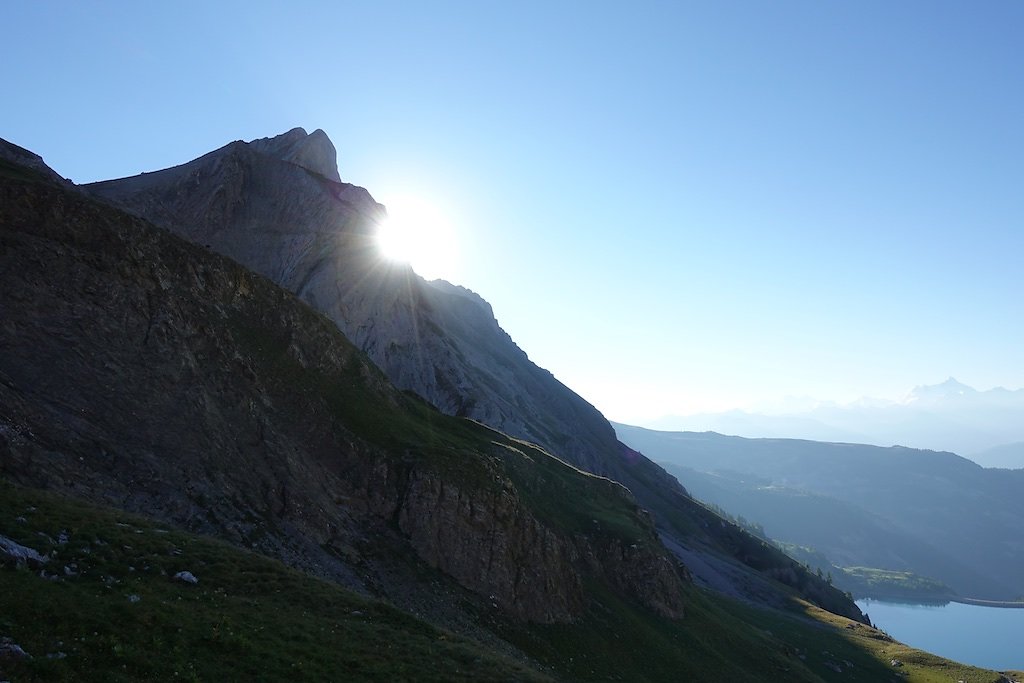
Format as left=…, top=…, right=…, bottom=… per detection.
left=855, top=598, right=1024, bottom=671
left=855, top=594, right=953, bottom=606
left=952, top=597, right=1024, bottom=609
left=856, top=595, right=1024, bottom=609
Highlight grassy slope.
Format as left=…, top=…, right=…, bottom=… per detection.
left=723, top=599, right=1024, bottom=683
left=839, top=567, right=954, bottom=602
left=494, top=577, right=1021, bottom=683
left=0, top=481, right=551, bottom=683
left=5, top=482, right=1018, bottom=683
left=776, top=543, right=956, bottom=602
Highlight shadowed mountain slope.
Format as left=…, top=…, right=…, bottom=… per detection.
left=1, top=159, right=689, bottom=631
left=86, top=129, right=652, bottom=482
left=84, top=129, right=866, bottom=621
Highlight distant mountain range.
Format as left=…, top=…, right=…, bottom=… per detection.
left=614, top=424, right=1024, bottom=601
left=646, top=378, right=1024, bottom=467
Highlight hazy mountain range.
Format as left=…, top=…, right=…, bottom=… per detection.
left=647, top=377, right=1024, bottom=467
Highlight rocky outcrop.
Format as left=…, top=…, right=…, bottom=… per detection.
left=585, top=536, right=689, bottom=619
left=397, top=470, right=585, bottom=622
left=391, top=467, right=686, bottom=622
left=0, top=636, right=31, bottom=661
left=248, top=127, right=342, bottom=182
left=0, top=535, right=49, bottom=569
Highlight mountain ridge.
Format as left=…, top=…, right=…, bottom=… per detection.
left=614, top=423, right=1024, bottom=600
left=248, top=126, right=342, bottom=182
left=647, top=378, right=1024, bottom=462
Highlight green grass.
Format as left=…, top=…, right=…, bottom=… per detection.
left=495, top=582, right=1021, bottom=683
left=841, top=566, right=954, bottom=601
left=0, top=481, right=551, bottom=682
left=494, top=439, right=653, bottom=543
left=774, top=543, right=956, bottom=601
left=2, top=466, right=1018, bottom=683
left=720, top=598, right=1021, bottom=683
left=493, top=583, right=822, bottom=682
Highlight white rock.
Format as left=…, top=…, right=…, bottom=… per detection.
left=0, top=534, right=48, bottom=569
left=173, top=570, right=198, bottom=584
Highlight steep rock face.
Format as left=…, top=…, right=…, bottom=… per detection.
left=397, top=470, right=585, bottom=622
left=0, top=162, right=687, bottom=625
left=395, top=468, right=687, bottom=622
left=248, top=127, right=342, bottom=182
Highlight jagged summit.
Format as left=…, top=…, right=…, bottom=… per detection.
left=247, top=127, right=342, bottom=182
left=907, top=376, right=977, bottom=403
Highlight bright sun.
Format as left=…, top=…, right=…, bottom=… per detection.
left=375, top=194, right=458, bottom=281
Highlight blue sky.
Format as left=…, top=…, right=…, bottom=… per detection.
left=5, top=1, right=1023, bottom=423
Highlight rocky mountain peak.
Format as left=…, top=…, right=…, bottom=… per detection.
left=247, top=127, right=341, bottom=182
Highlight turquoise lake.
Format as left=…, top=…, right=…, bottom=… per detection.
left=856, top=599, right=1024, bottom=671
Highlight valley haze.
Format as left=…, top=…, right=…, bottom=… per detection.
left=643, top=377, right=1024, bottom=467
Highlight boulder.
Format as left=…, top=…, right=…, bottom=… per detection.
left=0, top=535, right=48, bottom=569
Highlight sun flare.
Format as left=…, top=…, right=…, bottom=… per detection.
left=375, top=194, right=458, bottom=281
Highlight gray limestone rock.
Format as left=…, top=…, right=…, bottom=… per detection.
left=0, top=534, right=48, bottom=569
left=248, top=127, right=342, bottom=182
left=0, top=637, right=30, bottom=660
left=173, top=571, right=198, bottom=585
